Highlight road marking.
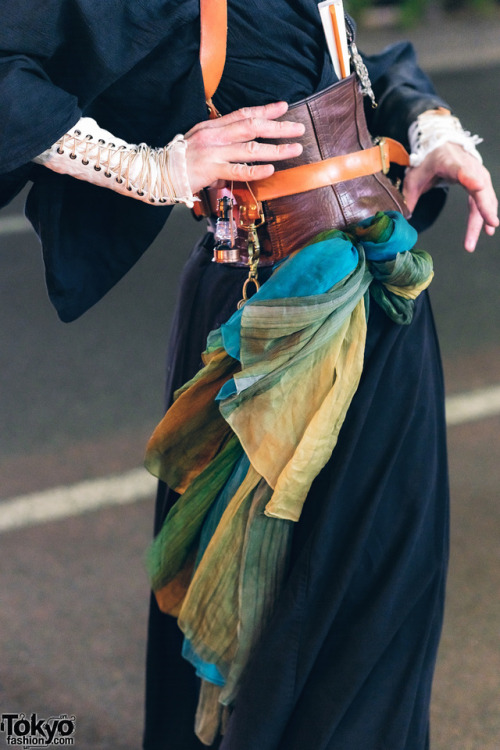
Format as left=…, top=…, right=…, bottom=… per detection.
left=0, top=215, right=32, bottom=237
left=445, top=384, right=500, bottom=426
left=1, top=397, right=500, bottom=534
left=0, top=469, right=156, bottom=533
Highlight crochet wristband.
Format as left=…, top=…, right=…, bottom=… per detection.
left=33, top=117, right=197, bottom=207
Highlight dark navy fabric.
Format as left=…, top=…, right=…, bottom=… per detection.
left=143, top=234, right=449, bottom=750
left=0, top=0, right=206, bottom=322
left=0, top=1, right=447, bottom=321
left=0, top=3, right=451, bottom=747
left=222, top=291, right=448, bottom=750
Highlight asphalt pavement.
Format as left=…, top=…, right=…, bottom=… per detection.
left=1, top=11, right=500, bottom=750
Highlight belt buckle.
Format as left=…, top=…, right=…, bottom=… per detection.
left=376, top=137, right=390, bottom=175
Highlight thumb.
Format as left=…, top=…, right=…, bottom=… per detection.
left=457, top=167, right=483, bottom=193
left=402, top=167, right=426, bottom=214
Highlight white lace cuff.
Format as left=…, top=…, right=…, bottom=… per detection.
left=408, top=110, right=483, bottom=169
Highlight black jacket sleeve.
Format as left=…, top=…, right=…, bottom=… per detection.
left=363, top=41, right=449, bottom=150
left=362, top=41, right=450, bottom=232
left=0, top=3, right=450, bottom=321
left=0, top=0, right=206, bottom=322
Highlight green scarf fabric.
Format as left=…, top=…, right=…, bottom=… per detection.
left=144, top=211, right=433, bottom=740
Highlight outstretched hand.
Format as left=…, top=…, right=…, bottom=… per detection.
left=403, top=142, right=499, bottom=252
left=184, top=101, right=305, bottom=194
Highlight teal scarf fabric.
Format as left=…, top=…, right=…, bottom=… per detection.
left=144, top=211, right=434, bottom=743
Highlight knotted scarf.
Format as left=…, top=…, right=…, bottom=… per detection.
left=144, top=211, right=433, bottom=743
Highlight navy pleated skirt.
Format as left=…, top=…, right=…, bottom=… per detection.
left=143, top=230, right=449, bottom=750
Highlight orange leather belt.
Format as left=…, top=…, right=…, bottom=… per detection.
left=200, top=137, right=410, bottom=219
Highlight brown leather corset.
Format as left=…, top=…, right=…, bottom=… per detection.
left=215, top=74, right=409, bottom=267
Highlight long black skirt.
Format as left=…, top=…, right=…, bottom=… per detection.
left=143, top=231, right=449, bottom=750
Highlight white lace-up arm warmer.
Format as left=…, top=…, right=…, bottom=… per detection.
left=408, top=108, right=483, bottom=168
left=33, top=117, right=197, bottom=207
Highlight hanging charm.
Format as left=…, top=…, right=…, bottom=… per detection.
left=213, top=196, right=240, bottom=263
left=237, top=202, right=265, bottom=309
left=345, top=21, right=377, bottom=109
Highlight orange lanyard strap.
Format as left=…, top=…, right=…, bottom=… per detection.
left=199, top=0, right=228, bottom=118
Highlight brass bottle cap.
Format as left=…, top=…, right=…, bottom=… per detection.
left=213, top=246, right=240, bottom=264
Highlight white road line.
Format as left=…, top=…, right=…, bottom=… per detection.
left=445, top=384, right=500, bottom=426
left=0, top=468, right=156, bottom=533
left=0, top=215, right=32, bottom=237
left=1, top=391, right=500, bottom=534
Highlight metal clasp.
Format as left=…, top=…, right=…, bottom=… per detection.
left=238, top=272, right=260, bottom=309
left=237, top=200, right=265, bottom=309
left=377, top=137, right=390, bottom=175
left=206, top=98, right=222, bottom=119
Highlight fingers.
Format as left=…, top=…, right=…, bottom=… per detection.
left=187, top=147, right=301, bottom=189
left=189, top=114, right=305, bottom=148
left=402, top=165, right=433, bottom=214
left=185, top=126, right=303, bottom=191
left=184, top=101, right=307, bottom=193
left=188, top=101, right=292, bottom=135
left=214, top=162, right=277, bottom=182
left=464, top=196, right=485, bottom=253
left=207, top=101, right=292, bottom=127
left=458, top=166, right=499, bottom=241
left=215, top=138, right=303, bottom=165
left=438, top=151, right=499, bottom=242
left=403, top=144, right=499, bottom=252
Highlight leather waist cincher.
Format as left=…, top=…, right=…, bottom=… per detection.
left=194, top=0, right=410, bottom=271
left=201, top=73, right=410, bottom=267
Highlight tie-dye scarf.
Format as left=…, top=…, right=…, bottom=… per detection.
left=144, top=211, right=433, bottom=742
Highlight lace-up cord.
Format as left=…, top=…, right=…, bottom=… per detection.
left=55, top=130, right=192, bottom=205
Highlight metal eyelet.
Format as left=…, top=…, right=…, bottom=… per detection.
left=57, top=147, right=64, bottom=155
left=98, top=139, right=105, bottom=145
left=69, top=153, right=77, bottom=160
left=149, top=198, right=155, bottom=203
left=104, top=172, right=112, bottom=178
left=74, top=129, right=81, bottom=136
left=159, top=198, right=167, bottom=204
left=82, top=159, right=89, bottom=165
left=85, top=134, right=93, bottom=140
left=116, top=178, right=123, bottom=184
left=94, top=166, right=102, bottom=172
left=126, top=186, right=133, bottom=192
left=109, top=143, right=115, bottom=148
left=137, top=190, right=145, bottom=196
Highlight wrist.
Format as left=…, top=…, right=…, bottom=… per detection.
left=408, top=109, right=483, bottom=169
left=163, top=135, right=196, bottom=207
